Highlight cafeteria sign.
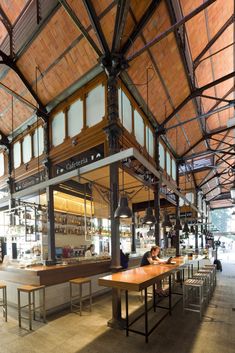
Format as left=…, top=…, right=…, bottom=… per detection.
left=54, top=144, right=105, bottom=176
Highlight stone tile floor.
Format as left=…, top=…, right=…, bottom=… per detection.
left=0, top=254, right=234, bottom=353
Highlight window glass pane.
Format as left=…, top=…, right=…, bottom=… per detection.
left=179, top=197, right=184, bottom=207
left=159, top=142, right=165, bottom=169
left=118, top=89, right=132, bottom=133
left=186, top=192, right=194, bottom=204
left=33, top=126, right=44, bottom=157
left=52, top=112, right=65, bottom=146
left=13, top=142, right=21, bottom=168
left=68, top=99, right=83, bottom=137
left=172, top=158, right=176, bottom=180
left=86, top=84, right=105, bottom=127
left=166, top=151, right=171, bottom=175
left=22, top=135, right=32, bottom=163
left=145, top=126, right=154, bottom=157
left=134, top=110, right=144, bottom=146
left=0, top=153, right=4, bottom=176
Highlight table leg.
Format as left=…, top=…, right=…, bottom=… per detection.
left=125, top=290, right=129, bottom=337
left=144, top=288, right=148, bottom=343
left=169, top=274, right=172, bottom=315
left=153, top=284, right=156, bottom=312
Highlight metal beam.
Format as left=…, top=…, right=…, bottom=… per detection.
left=181, top=124, right=235, bottom=158
left=0, top=4, right=13, bottom=57
left=82, top=0, right=110, bottom=54
left=0, top=50, right=48, bottom=120
left=200, top=94, right=232, bottom=103
left=160, top=70, right=235, bottom=128
left=112, top=0, right=130, bottom=53
left=199, top=170, right=228, bottom=188
left=58, top=0, right=102, bottom=56
left=127, top=0, right=216, bottom=62
left=194, top=14, right=235, bottom=68
left=121, top=0, right=161, bottom=55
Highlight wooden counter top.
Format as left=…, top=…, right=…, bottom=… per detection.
left=99, top=256, right=204, bottom=292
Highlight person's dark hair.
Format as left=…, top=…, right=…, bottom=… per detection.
left=88, top=244, right=94, bottom=250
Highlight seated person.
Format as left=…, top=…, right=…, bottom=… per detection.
left=141, top=245, right=162, bottom=266
left=140, top=246, right=168, bottom=296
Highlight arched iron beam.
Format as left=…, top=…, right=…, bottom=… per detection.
left=121, top=0, right=161, bottom=55
left=0, top=4, right=13, bottom=57
left=82, top=0, right=110, bottom=55
left=112, top=0, right=130, bottom=53
left=194, top=14, right=235, bottom=68
left=0, top=50, right=48, bottom=121
left=159, top=70, right=235, bottom=130
left=58, top=0, right=102, bottom=57
left=127, top=0, right=216, bottom=62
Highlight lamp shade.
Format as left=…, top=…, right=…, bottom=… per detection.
left=183, top=221, right=189, bottom=233
left=142, top=207, right=156, bottom=225
left=174, top=217, right=182, bottom=231
left=114, top=195, right=132, bottom=218
left=162, top=213, right=172, bottom=228
left=190, top=225, right=195, bottom=234
left=231, top=184, right=235, bottom=199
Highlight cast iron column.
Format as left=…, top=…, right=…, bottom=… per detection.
left=154, top=135, right=161, bottom=246
left=175, top=163, right=180, bottom=256
left=195, top=189, right=199, bottom=254
left=46, top=185, right=55, bottom=261
left=103, top=55, right=127, bottom=328
left=131, top=211, right=136, bottom=253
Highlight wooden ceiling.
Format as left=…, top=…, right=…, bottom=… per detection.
left=0, top=0, right=234, bottom=209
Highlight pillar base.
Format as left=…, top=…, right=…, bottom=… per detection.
left=107, top=317, right=126, bottom=330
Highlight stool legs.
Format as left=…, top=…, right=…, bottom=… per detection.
left=1, top=286, right=7, bottom=322
left=79, top=282, right=82, bottom=316
left=70, top=279, right=92, bottom=315
left=89, top=281, right=92, bottom=312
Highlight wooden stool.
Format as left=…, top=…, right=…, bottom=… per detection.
left=17, top=285, right=46, bottom=330
left=0, top=282, right=7, bottom=322
left=69, top=278, right=92, bottom=315
left=183, top=278, right=204, bottom=319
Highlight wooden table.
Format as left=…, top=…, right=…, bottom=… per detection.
left=99, top=257, right=188, bottom=342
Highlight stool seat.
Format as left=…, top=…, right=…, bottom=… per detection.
left=69, top=278, right=91, bottom=285
left=69, top=277, right=92, bottom=315
left=17, top=285, right=45, bottom=292
left=17, top=284, right=46, bottom=330
left=0, top=282, right=7, bottom=322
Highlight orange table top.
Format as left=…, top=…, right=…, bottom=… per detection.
left=98, top=255, right=204, bottom=292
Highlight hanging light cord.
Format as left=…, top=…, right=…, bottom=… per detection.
left=121, top=84, right=124, bottom=195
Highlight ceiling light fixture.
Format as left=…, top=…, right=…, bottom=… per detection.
left=114, top=85, right=132, bottom=219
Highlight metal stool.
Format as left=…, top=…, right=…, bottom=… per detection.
left=198, top=269, right=214, bottom=296
left=203, top=265, right=217, bottom=289
left=193, top=272, right=211, bottom=303
left=183, top=278, right=204, bottom=319
left=0, top=282, right=7, bottom=322
left=69, top=278, right=92, bottom=315
left=17, top=285, right=46, bottom=330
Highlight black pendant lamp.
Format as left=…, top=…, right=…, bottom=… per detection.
left=190, top=224, right=195, bottom=234
left=183, top=221, right=189, bottom=233
left=174, top=217, right=182, bottom=231
left=162, top=213, right=172, bottom=228
left=114, top=193, right=132, bottom=218
left=114, top=87, right=132, bottom=219
left=142, top=69, right=156, bottom=226
left=143, top=206, right=156, bottom=225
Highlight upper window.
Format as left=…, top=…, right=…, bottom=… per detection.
left=146, top=126, right=154, bottom=158
left=13, top=141, right=21, bottom=168
left=52, top=112, right=65, bottom=147
left=68, top=99, right=83, bottom=137
left=0, top=153, right=4, bottom=176
left=134, top=110, right=144, bottom=146
left=118, top=89, right=132, bottom=133
left=172, top=158, right=176, bottom=181
left=22, top=134, right=32, bottom=163
left=159, top=142, right=165, bottom=169
left=86, top=84, right=105, bottom=128
left=166, top=151, right=171, bottom=176
left=33, top=126, right=44, bottom=157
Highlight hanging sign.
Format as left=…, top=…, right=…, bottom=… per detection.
left=53, top=144, right=105, bottom=177
left=14, top=170, right=46, bottom=192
